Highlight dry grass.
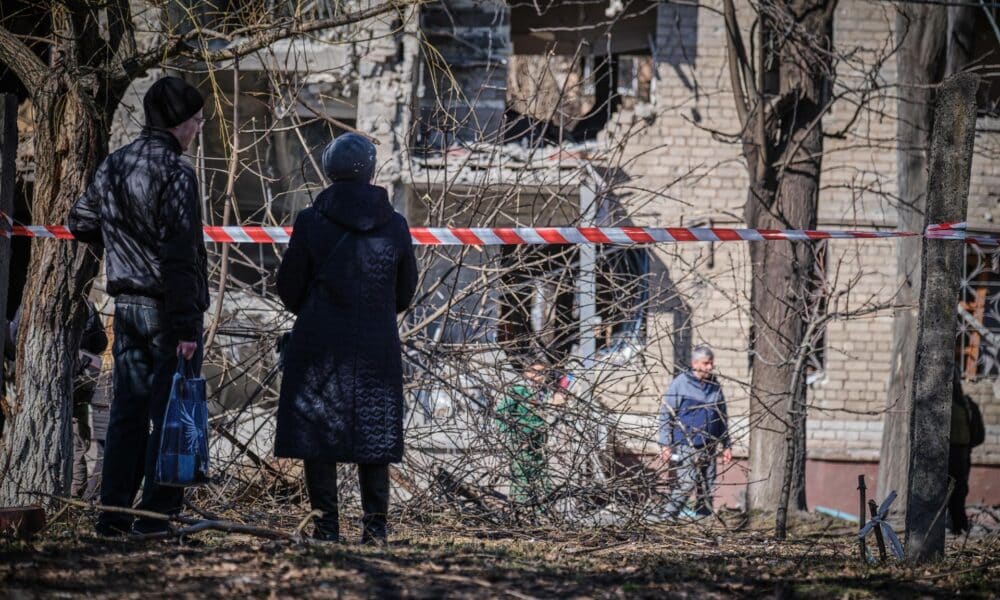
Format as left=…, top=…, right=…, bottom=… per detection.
left=2, top=509, right=998, bottom=599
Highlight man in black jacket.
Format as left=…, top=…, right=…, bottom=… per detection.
left=69, top=76, right=209, bottom=536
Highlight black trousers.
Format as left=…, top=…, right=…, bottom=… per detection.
left=948, top=443, right=972, bottom=534
left=304, top=461, right=390, bottom=542
left=97, top=300, right=203, bottom=534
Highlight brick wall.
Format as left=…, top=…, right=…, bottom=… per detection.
left=605, top=0, right=1000, bottom=465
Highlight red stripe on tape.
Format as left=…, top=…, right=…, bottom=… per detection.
left=47, top=226, right=75, bottom=239
left=452, top=228, right=485, bottom=245
left=244, top=227, right=276, bottom=244
left=579, top=227, right=612, bottom=243
left=409, top=228, right=441, bottom=245
left=204, top=226, right=235, bottom=243
left=621, top=227, right=656, bottom=243
left=710, top=228, right=744, bottom=241
left=930, top=222, right=963, bottom=231
left=666, top=228, right=698, bottom=242
left=536, top=228, right=570, bottom=244
left=494, top=229, right=526, bottom=244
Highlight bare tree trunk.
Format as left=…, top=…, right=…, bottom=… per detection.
left=746, top=215, right=816, bottom=514
left=880, top=3, right=976, bottom=517
left=0, top=86, right=105, bottom=506
left=904, top=72, right=978, bottom=564
left=746, top=0, right=835, bottom=515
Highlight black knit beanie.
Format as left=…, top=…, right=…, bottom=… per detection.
left=322, top=133, right=377, bottom=182
left=144, top=77, right=204, bottom=130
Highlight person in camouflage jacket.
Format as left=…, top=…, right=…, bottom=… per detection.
left=497, top=360, right=553, bottom=504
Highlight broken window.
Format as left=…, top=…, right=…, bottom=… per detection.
left=502, top=0, right=657, bottom=144
left=496, top=246, right=580, bottom=364
left=615, top=55, right=653, bottom=102
left=409, top=241, right=648, bottom=369
left=191, top=70, right=357, bottom=287
left=973, top=8, right=1000, bottom=116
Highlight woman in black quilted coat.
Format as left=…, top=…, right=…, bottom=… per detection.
left=275, top=133, right=418, bottom=544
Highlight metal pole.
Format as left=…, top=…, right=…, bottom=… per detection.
left=858, top=475, right=868, bottom=564
left=869, top=499, right=888, bottom=563
left=578, top=181, right=598, bottom=362
left=578, top=177, right=606, bottom=484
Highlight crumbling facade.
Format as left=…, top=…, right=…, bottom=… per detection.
left=353, top=0, right=1000, bottom=512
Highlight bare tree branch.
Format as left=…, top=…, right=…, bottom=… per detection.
left=0, top=24, right=47, bottom=96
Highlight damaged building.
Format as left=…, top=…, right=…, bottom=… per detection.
left=381, top=0, right=1000, bottom=513
left=5, top=0, right=1000, bottom=516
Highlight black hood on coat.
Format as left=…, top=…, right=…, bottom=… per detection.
left=313, top=181, right=394, bottom=232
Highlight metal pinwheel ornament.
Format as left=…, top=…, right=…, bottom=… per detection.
left=857, top=490, right=904, bottom=561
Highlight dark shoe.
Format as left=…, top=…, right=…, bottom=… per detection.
left=94, top=522, right=130, bottom=538
left=312, top=528, right=340, bottom=543
left=361, top=534, right=388, bottom=548
left=132, top=519, right=171, bottom=536
left=361, top=526, right=388, bottom=547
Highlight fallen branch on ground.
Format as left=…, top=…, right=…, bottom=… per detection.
left=41, top=494, right=303, bottom=543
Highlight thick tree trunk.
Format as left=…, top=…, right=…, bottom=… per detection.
left=746, top=0, right=834, bottom=515
left=0, top=86, right=105, bottom=506
left=746, top=190, right=818, bottom=515
left=904, top=73, right=978, bottom=563
left=879, top=3, right=976, bottom=517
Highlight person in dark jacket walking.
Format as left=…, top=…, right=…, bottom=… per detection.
left=69, top=76, right=209, bottom=536
left=947, top=369, right=986, bottom=534
left=275, top=132, right=418, bottom=544
left=659, top=345, right=732, bottom=518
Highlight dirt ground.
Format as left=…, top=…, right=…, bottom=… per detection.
left=1, top=510, right=998, bottom=599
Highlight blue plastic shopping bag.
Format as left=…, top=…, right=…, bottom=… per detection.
left=155, top=358, right=209, bottom=487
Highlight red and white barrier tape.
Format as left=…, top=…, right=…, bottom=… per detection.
left=925, top=222, right=1000, bottom=247
left=2, top=220, right=998, bottom=246
left=3, top=223, right=920, bottom=245
left=408, top=226, right=915, bottom=245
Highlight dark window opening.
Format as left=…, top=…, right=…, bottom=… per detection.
left=501, top=0, right=657, bottom=145
left=503, top=52, right=657, bottom=144
left=496, top=246, right=579, bottom=366
left=194, top=71, right=357, bottom=288
left=410, top=244, right=648, bottom=368
left=973, top=10, right=1000, bottom=116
